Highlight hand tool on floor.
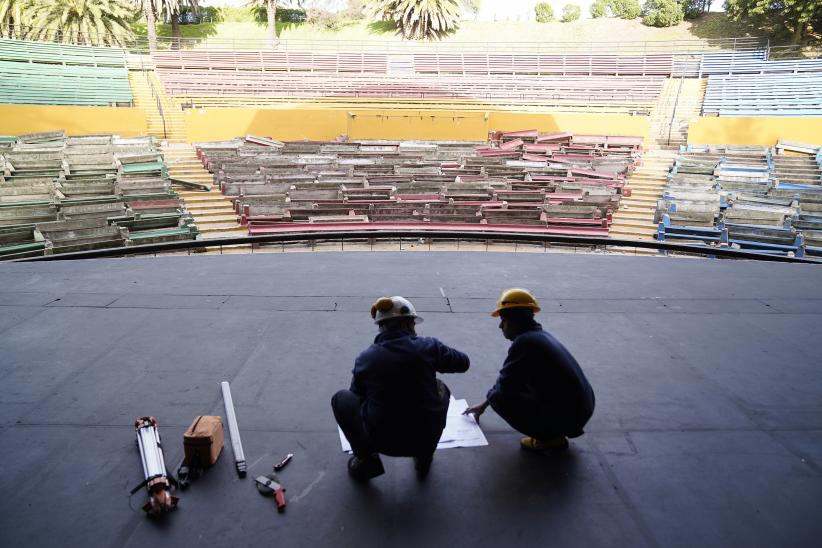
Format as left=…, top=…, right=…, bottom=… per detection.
left=132, top=416, right=179, bottom=515
left=273, top=453, right=293, bottom=472
left=220, top=381, right=247, bottom=478
left=255, top=474, right=287, bottom=513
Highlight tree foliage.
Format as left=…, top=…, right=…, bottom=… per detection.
left=535, top=1, right=554, bottom=22
left=247, top=0, right=303, bottom=45
left=681, top=0, right=711, bottom=19
left=725, top=0, right=821, bottom=42
left=612, top=0, right=641, bottom=19
left=26, top=0, right=135, bottom=45
left=1, top=0, right=30, bottom=37
left=590, top=0, right=607, bottom=18
left=561, top=3, right=581, bottom=22
left=366, top=0, right=462, bottom=40
left=588, top=0, right=641, bottom=20
left=641, top=0, right=683, bottom=27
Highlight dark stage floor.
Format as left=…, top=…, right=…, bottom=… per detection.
left=1, top=252, right=821, bottom=547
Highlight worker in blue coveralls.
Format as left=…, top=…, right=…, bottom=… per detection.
left=464, top=288, right=595, bottom=452
left=332, top=296, right=470, bottom=481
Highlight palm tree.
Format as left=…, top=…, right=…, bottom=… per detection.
left=134, top=0, right=199, bottom=50
left=247, top=0, right=279, bottom=47
left=366, top=0, right=462, bottom=40
left=133, top=0, right=178, bottom=50
left=26, top=0, right=135, bottom=46
left=169, top=0, right=199, bottom=49
left=0, top=0, right=32, bottom=38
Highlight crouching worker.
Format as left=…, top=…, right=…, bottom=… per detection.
left=464, top=288, right=595, bottom=452
left=332, top=296, right=470, bottom=481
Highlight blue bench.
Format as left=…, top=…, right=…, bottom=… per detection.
left=657, top=214, right=728, bottom=244
left=725, top=223, right=805, bottom=257
left=703, top=73, right=822, bottom=116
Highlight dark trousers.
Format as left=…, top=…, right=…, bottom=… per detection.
left=331, top=389, right=378, bottom=458
left=331, top=381, right=449, bottom=458
left=490, top=394, right=572, bottom=441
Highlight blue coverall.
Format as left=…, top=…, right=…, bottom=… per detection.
left=332, top=329, right=470, bottom=458
left=487, top=322, right=595, bottom=439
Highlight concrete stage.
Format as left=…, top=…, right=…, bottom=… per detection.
left=0, top=252, right=821, bottom=548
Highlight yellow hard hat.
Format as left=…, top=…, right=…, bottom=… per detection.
left=491, top=288, right=540, bottom=317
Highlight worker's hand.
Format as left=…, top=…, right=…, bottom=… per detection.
left=462, top=400, right=489, bottom=422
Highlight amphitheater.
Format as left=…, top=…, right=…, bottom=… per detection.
left=1, top=31, right=821, bottom=547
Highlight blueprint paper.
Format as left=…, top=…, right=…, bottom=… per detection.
left=338, top=396, right=488, bottom=453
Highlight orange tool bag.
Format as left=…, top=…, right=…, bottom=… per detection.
left=183, top=415, right=224, bottom=468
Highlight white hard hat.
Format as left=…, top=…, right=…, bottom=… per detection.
left=370, top=296, right=423, bottom=325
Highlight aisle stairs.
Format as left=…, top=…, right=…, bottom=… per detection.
left=610, top=149, right=677, bottom=240
left=649, top=78, right=707, bottom=149
left=161, top=141, right=245, bottom=239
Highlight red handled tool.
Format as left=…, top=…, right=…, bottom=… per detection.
left=255, top=474, right=286, bottom=513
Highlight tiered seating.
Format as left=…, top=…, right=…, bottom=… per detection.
left=411, top=53, right=675, bottom=76
left=156, top=70, right=663, bottom=113
left=0, top=132, right=198, bottom=260
left=703, top=73, right=822, bottom=116
left=0, top=38, right=132, bottom=106
left=656, top=142, right=822, bottom=257
left=194, top=131, right=642, bottom=239
left=700, top=51, right=822, bottom=76
left=153, top=50, right=675, bottom=77
left=152, top=50, right=390, bottom=74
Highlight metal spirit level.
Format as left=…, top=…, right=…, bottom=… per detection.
left=220, top=381, right=247, bottom=477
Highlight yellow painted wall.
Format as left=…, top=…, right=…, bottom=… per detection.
left=488, top=113, right=650, bottom=140
left=348, top=110, right=490, bottom=141
left=184, top=108, right=349, bottom=142
left=183, top=107, right=649, bottom=143
left=688, top=117, right=822, bottom=147
left=0, top=105, right=147, bottom=137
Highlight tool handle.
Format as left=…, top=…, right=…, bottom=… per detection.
left=274, top=487, right=287, bottom=513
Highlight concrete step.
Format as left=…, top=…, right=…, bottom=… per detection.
left=179, top=195, right=232, bottom=205
left=621, top=203, right=658, bottom=213
left=623, top=199, right=658, bottom=208
left=627, top=185, right=665, bottom=193
left=202, top=229, right=248, bottom=238
left=198, top=223, right=245, bottom=232
left=169, top=172, right=210, bottom=178
left=629, top=188, right=665, bottom=196
left=177, top=189, right=225, bottom=197
left=631, top=171, right=669, bottom=177
left=614, top=211, right=655, bottom=222
left=167, top=164, right=209, bottom=171
left=611, top=217, right=656, bottom=230
left=186, top=207, right=236, bottom=215
left=609, top=227, right=657, bottom=238
left=191, top=214, right=240, bottom=224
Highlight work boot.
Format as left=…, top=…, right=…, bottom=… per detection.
left=347, top=454, right=385, bottom=481
left=520, top=436, right=569, bottom=452
left=414, top=453, right=434, bottom=480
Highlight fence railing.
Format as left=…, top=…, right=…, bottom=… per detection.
left=15, top=230, right=821, bottom=264
left=1, top=25, right=777, bottom=56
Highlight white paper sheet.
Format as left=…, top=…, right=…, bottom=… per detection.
left=338, top=396, right=488, bottom=453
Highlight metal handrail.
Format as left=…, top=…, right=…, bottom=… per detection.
left=137, top=54, right=168, bottom=139
left=15, top=230, right=822, bottom=264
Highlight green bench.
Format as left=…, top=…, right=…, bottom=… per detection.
left=0, top=59, right=132, bottom=106
left=0, top=240, right=46, bottom=260
left=128, top=226, right=200, bottom=246
left=0, top=224, right=45, bottom=260
left=0, top=38, right=127, bottom=68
